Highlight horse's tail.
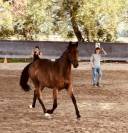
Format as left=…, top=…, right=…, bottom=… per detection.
left=20, top=63, right=32, bottom=91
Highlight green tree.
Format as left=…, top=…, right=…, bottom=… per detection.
left=0, top=1, right=14, bottom=39
left=13, top=0, right=53, bottom=40
left=1, top=0, right=128, bottom=42
left=77, top=0, right=128, bottom=42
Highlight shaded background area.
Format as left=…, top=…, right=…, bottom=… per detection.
left=0, top=40, right=128, bottom=61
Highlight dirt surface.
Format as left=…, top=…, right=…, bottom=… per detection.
left=0, top=69, right=128, bottom=133
left=1, top=62, right=128, bottom=71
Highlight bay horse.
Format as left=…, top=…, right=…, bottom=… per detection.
left=20, top=41, right=81, bottom=119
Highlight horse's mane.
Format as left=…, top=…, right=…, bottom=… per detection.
left=55, top=47, right=69, bottom=63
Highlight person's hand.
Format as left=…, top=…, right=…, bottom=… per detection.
left=101, top=47, right=103, bottom=51
left=35, top=51, right=38, bottom=55
left=101, top=47, right=107, bottom=55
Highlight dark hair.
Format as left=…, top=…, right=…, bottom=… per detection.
left=35, top=46, right=39, bottom=49
left=95, top=47, right=101, bottom=53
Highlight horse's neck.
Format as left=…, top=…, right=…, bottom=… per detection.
left=33, top=55, right=40, bottom=61
left=56, top=50, right=71, bottom=77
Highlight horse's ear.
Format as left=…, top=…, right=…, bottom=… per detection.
left=75, top=42, right=78, bottom=47
left=68, top=41, right=78, bottom=50
left=69, top=41, right=72, bottom=46
left=68, top=41, right=72, bottom=49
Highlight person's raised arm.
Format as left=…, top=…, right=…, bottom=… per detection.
left=39, top=50, right=43, bottom=58
left=101, top=47, right=107, bottom=55
left=31, top=49, right=34, bottom=57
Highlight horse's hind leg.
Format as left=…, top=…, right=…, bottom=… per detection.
left=37, top=87, right=47, bottom=113
left=29, top=87, right=44, bottom=108
left=32, top=89, right=38, bottom=108
left=32, top=88, right=44, bottom=108
left=47, top=88, right=58, bottom=114
left=29, top=90, right=37, bottom=109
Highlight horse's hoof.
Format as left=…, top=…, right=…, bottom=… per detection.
left=77, top=115, right=81, bottom=120
left=28, top=105, right=33, bottom=109
left=44, top=113, right=52, bottom=119
left=46, top=110, right=53, bottom=114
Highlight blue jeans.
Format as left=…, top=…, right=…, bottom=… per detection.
left=92, top=67, right=102, bottom=85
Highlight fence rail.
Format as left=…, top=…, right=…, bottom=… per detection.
left=0, top=40, right=128, bottom=61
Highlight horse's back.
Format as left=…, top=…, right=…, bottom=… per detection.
left=32, top=58, right=53, bottom=67
left=29, top=59, right=54, bottom=75
left=29, top=59, right=58, bottom=87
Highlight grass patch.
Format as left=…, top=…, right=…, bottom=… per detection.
left=0, top=58, right=32, bottom=63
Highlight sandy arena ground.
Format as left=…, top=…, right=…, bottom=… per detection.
left=0, top=63, right=128, bottom=133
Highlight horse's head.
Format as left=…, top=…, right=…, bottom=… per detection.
left=67, top=41, right=79, bottom=68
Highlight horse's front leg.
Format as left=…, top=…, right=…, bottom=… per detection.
left=68, top=85, right=81, bottom=119
left=47, top=88, right=58, bottom=114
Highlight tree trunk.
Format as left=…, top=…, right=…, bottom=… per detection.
left=69, top=6, right=84, bottom=42
left=84, top=28, right=90, bottom=42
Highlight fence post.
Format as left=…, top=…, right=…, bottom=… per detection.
left=4, top=56, right=8, bottom=63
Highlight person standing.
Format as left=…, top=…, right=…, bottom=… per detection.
left=32, top=46, right=42, bottom=61
left=90, top=43, right=107, bottom=87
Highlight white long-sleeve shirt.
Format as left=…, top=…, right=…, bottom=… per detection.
left=90, top=48, right=107, bottom=68
left=90, top=54, right=101, bottom=68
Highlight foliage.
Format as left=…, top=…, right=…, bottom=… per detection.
left=0, top=0, right=128, bottom=42
left=0, top=1, right=14, bottom=39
